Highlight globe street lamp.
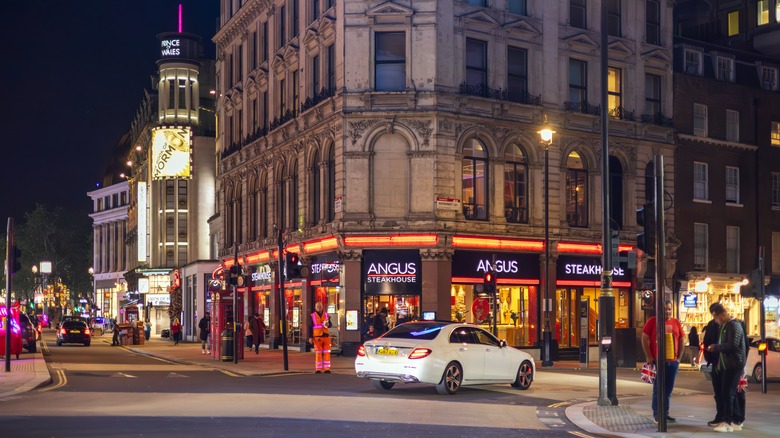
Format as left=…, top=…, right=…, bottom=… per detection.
left=538, top=123, right=555, bottom=368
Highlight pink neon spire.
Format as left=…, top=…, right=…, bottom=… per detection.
left=178, top=4, right=183, bottom=33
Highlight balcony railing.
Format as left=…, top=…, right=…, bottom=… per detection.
left=564, top=100, right=601, bottom=115
left=459, top=82, right=542, bottom=106
left=641, top=112, right=674, bottom=127
left=300, top=87, right=335, bottom=113
left=608, top=106, right=636, bottom=121
left=269, top=110, right=296, bottom=130
left=504, top=206, right=528, bottom=224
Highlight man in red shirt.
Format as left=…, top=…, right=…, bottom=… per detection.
left=641, top=300, right=684, bottom=424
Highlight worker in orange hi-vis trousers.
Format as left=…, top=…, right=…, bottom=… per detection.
left=309, top=301, right=332, bottom=374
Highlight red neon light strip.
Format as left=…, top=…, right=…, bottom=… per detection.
left=557, top=280, right=632, bottom=288
left=343, top=234, right=438, bottom=247
left=452, top=235, right=544, bottom=251
left=303, top=237, right=339, bottom=254
left=557, top=242, right=635, bottom=254
left=451, top=276, right=540, bottom=285
left=246, top=251, right=271, bottom=264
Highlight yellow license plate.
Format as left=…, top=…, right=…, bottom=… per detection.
left=376, top=348, right=398, bottom=355
left=70, top=330, right=81, bottom=334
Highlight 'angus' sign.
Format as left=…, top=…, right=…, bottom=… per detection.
left=362, top=250, right=422, bottom=295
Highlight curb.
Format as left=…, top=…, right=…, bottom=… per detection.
left=565, top=398, right=652, bottom=438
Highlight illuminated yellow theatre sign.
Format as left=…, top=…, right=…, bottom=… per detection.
left=152, top=127, right=192, bottom=179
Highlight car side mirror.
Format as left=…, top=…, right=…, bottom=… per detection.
left=499, top=340, right=508, bottom=348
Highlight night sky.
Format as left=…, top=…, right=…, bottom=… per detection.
left=1, top=1, right=218, bottom=225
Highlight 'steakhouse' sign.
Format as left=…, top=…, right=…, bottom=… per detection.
left=362, top=250, right=421, bottom=295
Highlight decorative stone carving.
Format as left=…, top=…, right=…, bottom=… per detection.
left=338, top=249, right=362, bottom=261
left=439, top=119, right=454, bottom=133
left=347, top=119, right=381, bottom=145
left=420, top=249, right=453, bottom=261
left=408, top=119, right=433, bottom=145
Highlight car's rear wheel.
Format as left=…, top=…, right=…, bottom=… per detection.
left=436, top=362, right=463, bottom=395
left=752, top=363, right=764, bottom=383
left=84, top=341, right=91, bottom=347
left=56, top=340, right=62, bottom=346
left=511, top=360, right=534, bottom=390
left=371, top=380, right=395, bottom=390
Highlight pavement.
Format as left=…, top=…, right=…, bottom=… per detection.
left=2, top=333, right=778, bottom=437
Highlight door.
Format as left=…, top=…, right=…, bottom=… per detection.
left=556, top=288, right=579, bottom=348
left=449, top=327, right=485, bottom=381
left=473, top=327, right=515, bottom=380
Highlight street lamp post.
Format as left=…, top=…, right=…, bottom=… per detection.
left=89, top=267, right=95, bottom=317
left=538, top=124, right=555, bottom=368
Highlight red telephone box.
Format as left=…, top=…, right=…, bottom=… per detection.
left=0, top=306, right=23, bottom=359
left=210, top=290, right=244, bottom=361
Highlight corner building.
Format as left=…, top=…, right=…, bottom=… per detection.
left=215, top=0, right=677, bottom=358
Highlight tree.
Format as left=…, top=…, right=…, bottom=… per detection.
left=14, top=204, right=92, bottom=303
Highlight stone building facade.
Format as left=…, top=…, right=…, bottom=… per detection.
left=214, top=0, right=676, bottom=357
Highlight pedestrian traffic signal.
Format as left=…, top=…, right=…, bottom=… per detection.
left=228, top=264, right=244, bottom=287
left=483, top=271, right=496, bottom=294
left=10, top=244, right=22, bottom=274
left=285, top=252, right=301, bottom=279
left=636, top=203, right=655, bottom=257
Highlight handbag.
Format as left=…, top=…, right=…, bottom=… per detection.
left=641, top=362, right=656, bottom=384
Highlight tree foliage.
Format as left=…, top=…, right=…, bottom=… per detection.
left=9, top=204, right=92, bottom=301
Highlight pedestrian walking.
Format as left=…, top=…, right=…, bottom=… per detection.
left=641, top=301, right=684, bottom=424
left=112, top=321, right=121, bottom=346
left=198, top=312, right=211, bottom=355
left=706, top=302, right=747, bottom=432
left=688, top=326, right=700, bottom=367
left=251, top=313, right=265, bottom=354
left=171, top=317, right=182, bottom=345
left=308, top=302, right=332, bottom=373
left=144, top=320, right=151, bottom=341
left=371, top=308, right=390, bottom=339
left=245, top=317, right=253, bottom=350
left=702, top=313, right=723, bottom=427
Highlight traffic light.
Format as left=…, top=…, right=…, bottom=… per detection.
left=228, top=264, right=244, bottom=287
left=483, top=271, right=496, bottom=294
left=9, top=244, right=22, bottom=274
left=740, top=269, right=763, bottom=298
left=285, top=252, right=301, bottom=279
left=636, top=203, right=656, bottom=257
left=757, top=341, right=768, bottom=356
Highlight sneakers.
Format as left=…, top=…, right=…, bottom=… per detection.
left=201, top=350, right=206, bottom=355
left=731, top=422, right=743, bottom=431
left=708, top=419, right=723, bottom=427
left=652, top=416, right=676, bottom=424
left=713, top=423, right=733, bottom=433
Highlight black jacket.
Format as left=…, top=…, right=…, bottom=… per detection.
left=712, top=318, right=747, bottom=371
left=702, top=319, right=720, bottom=366
left=198, top=317, right=210, bottom=341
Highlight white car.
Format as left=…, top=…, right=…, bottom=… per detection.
left=355, top=321, right=535, bottom=395
left=746, top=337, right=779, bottom=383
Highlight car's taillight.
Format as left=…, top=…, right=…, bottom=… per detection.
left=84, top=328, right=91, bottom=335
left=408, top=348, right=432, bottom=359
left=59, top=328, right=66, bottom=335
left=357, top=344, right=366, bottom=357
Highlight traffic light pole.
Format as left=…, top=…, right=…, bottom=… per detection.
left=654, top=155, right=668, bottom=432
left=5, top=218, right=14, bottom=372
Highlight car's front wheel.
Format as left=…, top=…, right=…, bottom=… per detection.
left=436, top=362, right=463, bottom=395
left=511, top=360, right=534, bottom=390
left=27, top=341, right=37, bottom=353
left=371, top=380, right=395, bottom=390
left=752, top=363, right=764, bottom=383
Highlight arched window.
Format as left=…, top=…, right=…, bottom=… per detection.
left=326, top=146, right=336, bottom=222
left=235, top=184, right=243, bottom=244
left=249, top=175, right=258, bottom=240
left=311, top=149, right=321, bottom=225
left=290, top=159, right=299, bottom=230
left=565, top=151, right=588, bottom=227
left=462, top=139, right=489, bottom=220
left=609, top=156, right=624, bottom=230
left=226, top=185, right=234, bottom=246
left=504, top=143, right=527, bottom=223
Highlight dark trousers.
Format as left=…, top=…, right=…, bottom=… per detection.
left=246, top=335, right=253, bottom=348
left=716, top=367, right=742, bottom=424
left=711, top=367, right=722, bottom=421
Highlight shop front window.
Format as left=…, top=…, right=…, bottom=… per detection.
left=363, top=295, right=420, bottom=333
left=284, top=287, right=303, bottom=343
left=450, top=284, right=538, bottom=347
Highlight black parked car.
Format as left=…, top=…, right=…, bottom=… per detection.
left=57, top=320, right=91, bottom=346
left=19, top=314, right=37, bottom=353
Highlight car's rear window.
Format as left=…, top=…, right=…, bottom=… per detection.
left=63, top=321, right=87, bottom=329
left=382, top=322, right=449, bottom=340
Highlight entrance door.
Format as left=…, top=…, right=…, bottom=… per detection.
left=555, top=288, right=578, bottom=348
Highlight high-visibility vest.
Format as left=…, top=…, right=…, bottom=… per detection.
left=311, top=311, right=329, bottom=337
